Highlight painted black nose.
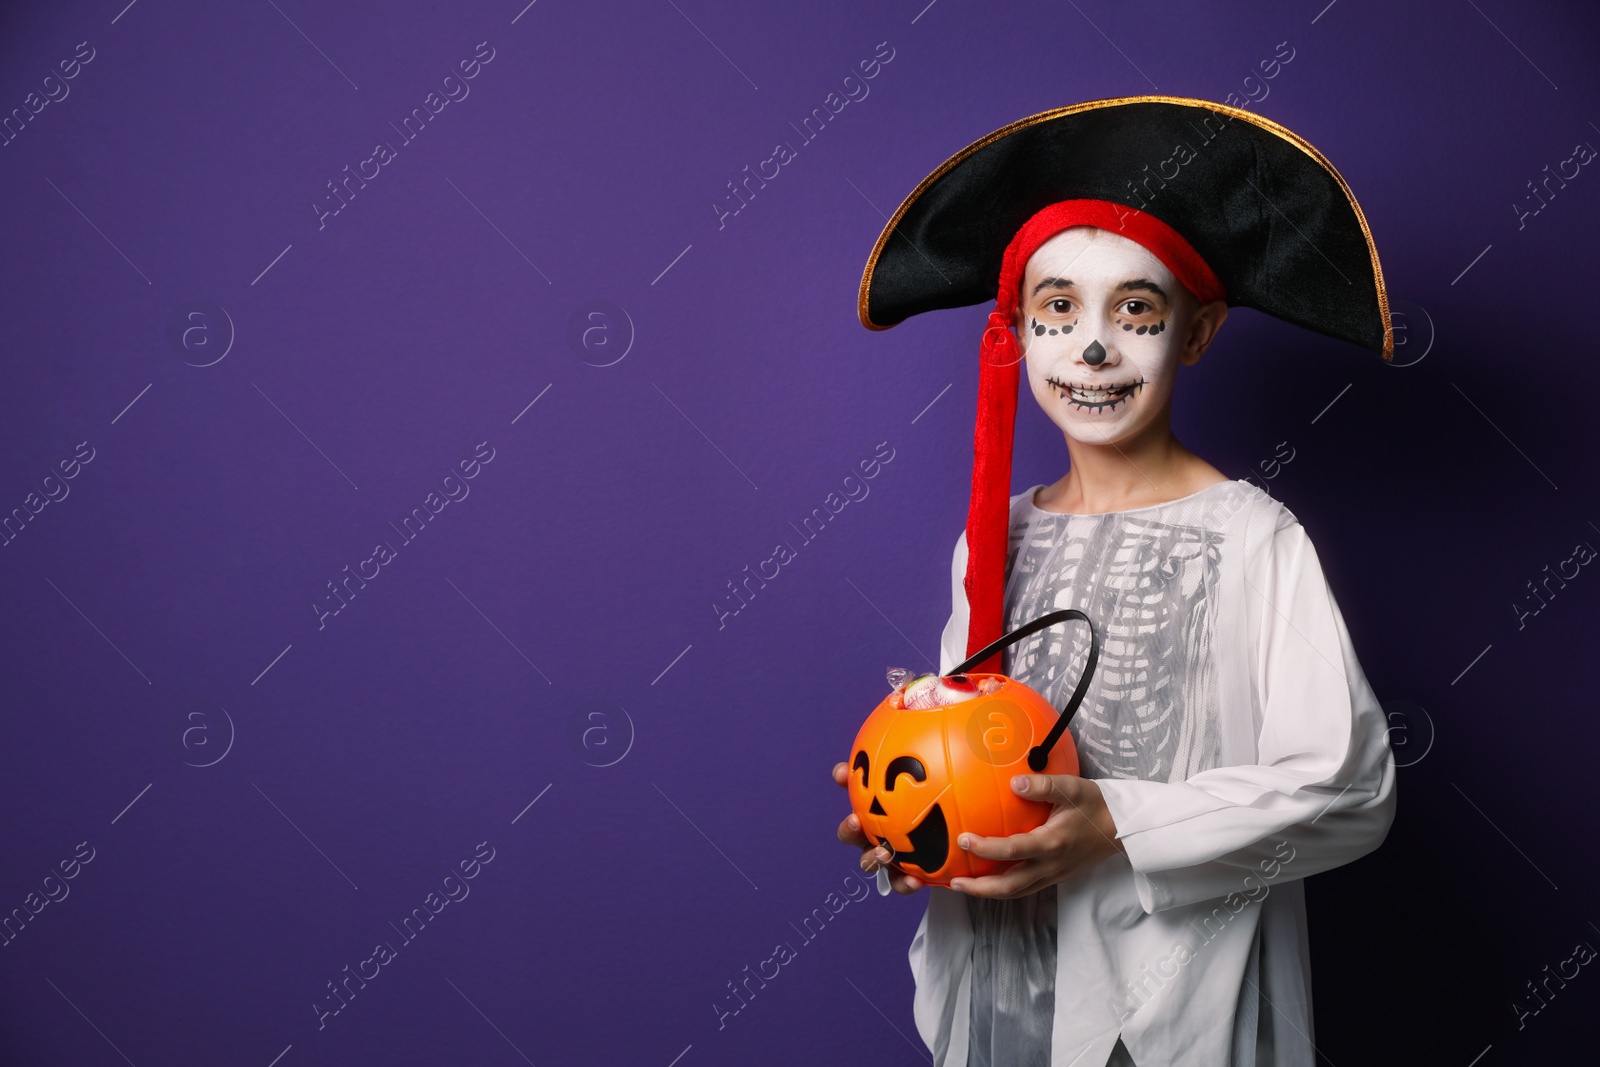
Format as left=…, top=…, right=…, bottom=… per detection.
left=1083, top=340, right=1106, bottom=366
left=870, top=797, right=886, bottom=815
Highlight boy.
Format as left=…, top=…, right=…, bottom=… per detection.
left=833, top=97, right=1398, bottom=1066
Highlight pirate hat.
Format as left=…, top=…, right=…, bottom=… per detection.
left=857, top=95, right=1391, bottom=672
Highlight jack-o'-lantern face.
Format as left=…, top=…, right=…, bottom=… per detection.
left=851, top=750, right=950, bottom=874
left=846, top=674, right=1079, bottom=886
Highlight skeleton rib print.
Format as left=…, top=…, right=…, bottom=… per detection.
left=1002, top=504, right=1225, bottom=783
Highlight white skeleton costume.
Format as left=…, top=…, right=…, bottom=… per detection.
left=909, top=479, right=1397, bottom=1067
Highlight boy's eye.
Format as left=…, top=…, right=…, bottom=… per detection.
left=1047, top=298, right=1072, bottom=314
left=1123, top=300, right=1152, bottom=316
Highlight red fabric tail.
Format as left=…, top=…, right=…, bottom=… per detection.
left=963, top=311, right=1020, bottom=674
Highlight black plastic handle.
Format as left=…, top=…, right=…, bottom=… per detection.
left=949, top=608, right=1099, bottom=772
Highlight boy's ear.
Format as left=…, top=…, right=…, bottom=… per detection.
left=1179, top=300, right=1229, bottom=366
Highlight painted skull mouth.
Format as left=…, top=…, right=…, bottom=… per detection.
left=873, top=802, right=949, bottom=875
left=1046, top=377, right=1145, bottom=412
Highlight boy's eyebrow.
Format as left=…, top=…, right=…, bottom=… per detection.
left=1117, top=278, right=1170, bottom=301
left=1028, top=277, right=1172, bottom=301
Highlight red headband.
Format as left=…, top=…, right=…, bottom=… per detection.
left=962, top=199, right=1226, bottom=673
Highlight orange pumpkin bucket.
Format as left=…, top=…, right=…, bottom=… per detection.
left=846, top=609, right=1099, bottom=887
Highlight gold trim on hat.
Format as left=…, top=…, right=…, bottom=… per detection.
left=857, top=94, right=1394, bottom=361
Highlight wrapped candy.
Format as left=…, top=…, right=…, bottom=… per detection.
left=887, top=668, right=1002, bottom=709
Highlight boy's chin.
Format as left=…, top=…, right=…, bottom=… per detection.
left=1047, top=411, right=1153, bottom=447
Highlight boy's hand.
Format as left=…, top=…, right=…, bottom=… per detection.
left=947, top=774, right=1125, bottom=898
left=832, top=761, right=926, bottom=895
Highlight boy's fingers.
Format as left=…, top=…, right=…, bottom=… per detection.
left=892, top=872, right=924, bottom=894
left=949, top=863, right=1036, bottom=898
left=1012, top=773, right=1066, bottom=799
left=859, top=844, right=892, bottom=872
left=957, top=828, right=1048, bottom=861
left=837, top=814, right=869, bottom=847
left=832, top=762, right=848, bottom=785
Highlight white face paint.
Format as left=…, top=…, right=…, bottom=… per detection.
left=1014, top=226, right=1199, bottom=447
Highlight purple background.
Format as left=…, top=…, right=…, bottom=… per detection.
left=2, top=0, right=1597, bottom=1063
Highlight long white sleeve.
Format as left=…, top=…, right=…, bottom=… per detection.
left=1092, top=519, right=1397, bottom=913
left=938, top=528, right=970, bottom=677
left=905, top=529, right=978, bottom=1067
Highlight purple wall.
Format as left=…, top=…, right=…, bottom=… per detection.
left=2, top=0, right=1597, bottom=1063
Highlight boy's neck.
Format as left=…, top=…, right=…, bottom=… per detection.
left=1037, top=423, right=1228, bottom=515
